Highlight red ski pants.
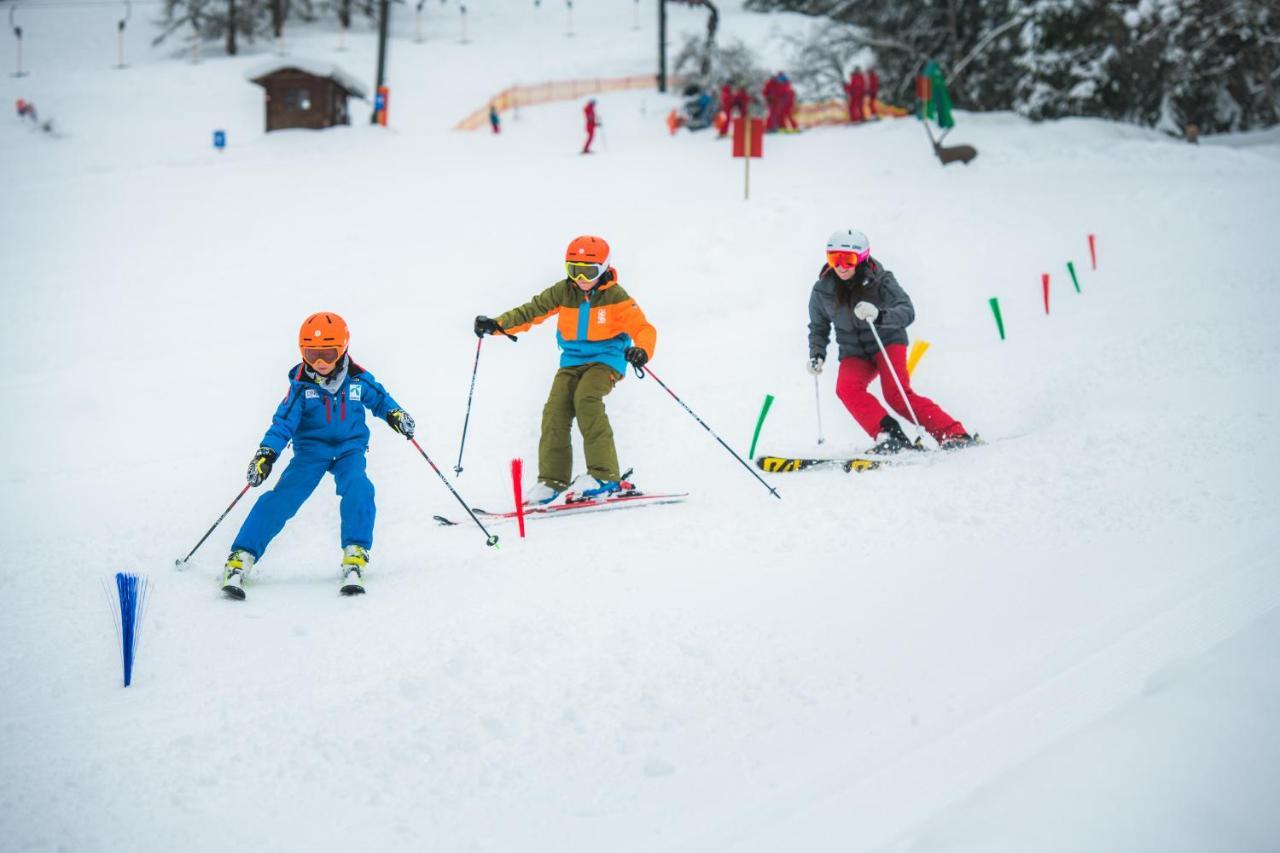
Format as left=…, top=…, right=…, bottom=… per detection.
left=835, top=344, right=965, bottom=440
left=582, top=125, right=595, bottom=153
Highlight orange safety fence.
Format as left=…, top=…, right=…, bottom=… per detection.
left=455, top=74, right=666, bottom=131
left=457, top=77, right=908, bottom=132
left=793, top=98, right=909, bottom=129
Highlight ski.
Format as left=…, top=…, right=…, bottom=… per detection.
left=756, top=436, right=986, bottom=474
left=755, top=455, right=888, bottom=474
left=433, top=491, right=689, bottom=527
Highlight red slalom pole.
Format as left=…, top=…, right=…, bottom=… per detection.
left=1088, top=233, right=1097, bottom=270
left=510, top=458, right=526, bottom=538
left=1042, top=273, right=1050, bottom=314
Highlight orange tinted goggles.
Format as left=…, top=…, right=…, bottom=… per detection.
left=826, top=249, right=869, bottom=269
left=302, top=346, right=343, bottom=366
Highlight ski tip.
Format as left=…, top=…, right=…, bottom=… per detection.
left=432, top=515, right=458, bottom=526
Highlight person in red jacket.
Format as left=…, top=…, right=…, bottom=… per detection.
left=763, top=73, right=782, bottom=132
left=778, top=73, right=799, bottom=133
left=718, top=82, right=733, bottom=137
left=844, top=68, right=866, bottom=123
left=867, top=68, right=880, bottom=119
left=582, top=98, right=598, bottom=154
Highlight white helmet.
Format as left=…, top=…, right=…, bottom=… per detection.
left=826, top=228, right=870, bottom=256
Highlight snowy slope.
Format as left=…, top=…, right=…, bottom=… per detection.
left=3, top=2, right=1280, bottom=851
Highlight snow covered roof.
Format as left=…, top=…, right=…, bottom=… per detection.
left=247, top=59, right=369, bottom=100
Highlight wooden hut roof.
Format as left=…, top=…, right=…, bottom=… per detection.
left=247, top=59, right=369, bottom=100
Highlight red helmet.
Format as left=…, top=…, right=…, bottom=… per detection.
left=565, top=235, right=610, bottom=284
left=298, top=312, right=349, bottom=371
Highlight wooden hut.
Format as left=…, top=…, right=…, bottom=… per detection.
left=248, top=60, right=368, bottom=132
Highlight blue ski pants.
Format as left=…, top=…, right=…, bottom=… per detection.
left=232, top=447, right=375, bottom=560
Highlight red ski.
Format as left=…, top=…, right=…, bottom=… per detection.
left=432, top=491, right=688, bottom=527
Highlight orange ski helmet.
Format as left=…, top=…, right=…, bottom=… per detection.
left=565, top=235, right=610, bottom=284
left=298, top=312, right=349, bottom=372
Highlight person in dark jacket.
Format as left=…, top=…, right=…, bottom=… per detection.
left=220, top=312, right=415, bottom=599
left=807, top=229, right=975, bottom=453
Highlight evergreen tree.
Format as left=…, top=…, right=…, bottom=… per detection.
left=749, top=0, right=1279, bottom=134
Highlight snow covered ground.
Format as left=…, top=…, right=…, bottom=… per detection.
left=3, top=1, right=1279, bottom=850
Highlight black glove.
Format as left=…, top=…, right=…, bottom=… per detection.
left=386, top=408, right=415, bottom=439
left=624, top=346, right=649, bottom=368
left=474, top=315, right=499, bottom=338
left=247, top=447, right=278, bottom=487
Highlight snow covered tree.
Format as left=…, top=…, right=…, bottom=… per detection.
left=154, top=0, right=269, bottom=55
left=750, top=0, right=1279, bottom=134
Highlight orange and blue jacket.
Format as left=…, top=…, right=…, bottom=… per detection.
left=493, top=268, right=657, bottom=377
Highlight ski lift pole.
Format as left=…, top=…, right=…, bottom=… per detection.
left=641, top=366, right=780, bottom=499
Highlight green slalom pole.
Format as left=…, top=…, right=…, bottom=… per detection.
left=1067, top=260, right=1081, bottom=293
left=989, top=297, right=1006, bottom=340
left=748, top=393, right=775, bottom=459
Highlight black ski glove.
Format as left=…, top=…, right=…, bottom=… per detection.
left=386, top=408, right=415, bottom=439
left=624, top=346, right=649, bottom=368
left=474, top=315, right=499, bottom=338
left=247, top=447, right=278, bottom=487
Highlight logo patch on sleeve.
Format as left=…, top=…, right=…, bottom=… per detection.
left=349, top=384, right=362, bottom=401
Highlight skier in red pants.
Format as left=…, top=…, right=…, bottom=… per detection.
left=582, top=98, right=598, bottom=154
left=807, top=229, right=976, bottom=453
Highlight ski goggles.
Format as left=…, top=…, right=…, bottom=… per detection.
left=302, top=346, right=343, bottom=368
left=827, top=248, right=869, bottom=269
left=566, top=261, right=606, bottom=283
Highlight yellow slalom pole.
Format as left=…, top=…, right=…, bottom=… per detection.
left=906, top=339, right=930, bottom=377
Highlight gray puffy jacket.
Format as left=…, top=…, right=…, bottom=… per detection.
left=808, top=258, right=914, bottom=362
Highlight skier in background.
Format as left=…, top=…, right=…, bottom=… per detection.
left=220, top=312, right=416, bottom=599
left=582, top=98, right=599, bottom=154
left=718, top=81, right=734, bottom=137
left=844, top=68, right=866, bottom=123
left=489, top=102, right=501, bottom=134
left=763, top=72, right=783, bottom=132
left=867, top=68, right=880, bottom=119
left=778, top=73, right=799, bottom=133
left=807, top=229, right=976, bottom=453
left=15, top=98, right=37, bottom=124
left=473, top=235, right=657, bottom=505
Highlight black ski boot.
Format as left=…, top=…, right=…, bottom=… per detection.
left=939, top=431, right=982, bottom=451
left=868, top=416, right=920, bottom=455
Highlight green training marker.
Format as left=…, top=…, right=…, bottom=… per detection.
left=1067, top=260, right=1081, bottom=293
left=989, top=297, right=1005, bottom=340
left=748, top=393, right=775, bottom=459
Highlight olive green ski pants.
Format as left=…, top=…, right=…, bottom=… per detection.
left=539, top=363, right=621, bottom=490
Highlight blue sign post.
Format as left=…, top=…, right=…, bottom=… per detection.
left=213, top=129, right=226, bottom=152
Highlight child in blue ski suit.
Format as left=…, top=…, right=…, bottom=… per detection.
left=221, top=312, right=415, bottom=599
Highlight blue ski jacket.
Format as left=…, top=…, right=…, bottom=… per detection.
left=259, top=360, right=402, bottom=458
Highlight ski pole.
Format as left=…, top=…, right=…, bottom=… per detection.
left=454, top=337, right=484, bottom=475
left=454, top=322, right=518, bottom=476
left=175, top=483, right=251, bottom=569
left=866, top=320, right=924, bottom=442
left=641, top=367, right=780, bottom=500
left=813, top=373, right=825, bottom=445
left=411, top=437, right=500, bottom=547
